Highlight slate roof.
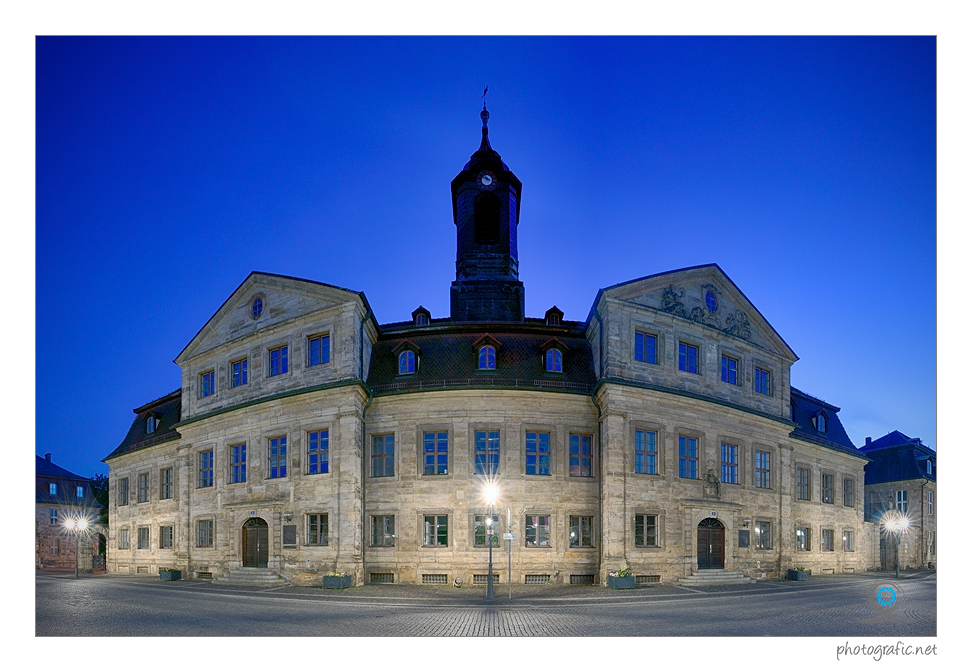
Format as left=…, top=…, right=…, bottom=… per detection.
left=36, top=455, right=102, bottom=508
left=367, top=322, right=596, bottom=395
left=789, top=387, right=864, bottom=459
left=103, top=389, right=182, bottom=462
left=860, top=430, right=936, bottom=485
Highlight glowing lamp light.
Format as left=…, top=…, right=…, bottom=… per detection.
left=483, top=483, right=499, bottom=506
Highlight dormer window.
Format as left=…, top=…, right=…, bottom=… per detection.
left=412, top=306, right=431, bottom=326
left=146, top=415, right=158, bottom=434
left=398, top=350, right=416, bottom=375
left=814, top=414, right=827, bottom=433
left=927, top=459, right=933, bottom=475
left=479, top=345, right=496, bottom=370
left=545, top=348, right=563, bottom=373
left=544, top=306, right=564, bottom=326
left=49, top=483, right=57, bottom=496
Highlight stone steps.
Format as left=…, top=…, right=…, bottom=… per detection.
left=216, top=567, right=289, bottom=587
left=679, top=569, right=753, bottom=586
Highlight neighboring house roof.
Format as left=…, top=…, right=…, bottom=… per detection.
left=103, top=389, right=182, bottom=462
left=860, top=430, right=936, bottom=485
left=36, top=455, right=103, bottom=508
left=789, top=387, right=864, bottom=459
left=367, top=324, right=596, bottom=395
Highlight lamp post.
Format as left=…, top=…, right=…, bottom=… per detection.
left=64, top=516, right=89, bottom=578
left=882, top=510, right=910, bottom=579
left=483, top=484, right=499, bottom=600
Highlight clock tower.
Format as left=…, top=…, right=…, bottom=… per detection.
left=450, top=104, right=525, bottom=322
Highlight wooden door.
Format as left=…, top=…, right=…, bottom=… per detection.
left=243, top=519, right=269, bottom=568
left=696, top=519, right=725, bottom=569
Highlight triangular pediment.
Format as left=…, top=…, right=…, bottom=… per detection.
left=600, top=264, right=796, bottom=361
left=175, top=272, right=367, bottom=364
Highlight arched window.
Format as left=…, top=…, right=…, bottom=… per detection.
left=474, top=193, right=500, bottom=244
left=545, top=348, right=563, bottom=373
left=478, top=345, right=496, bottom=370
left=815, top=414, right=827, bottom=433
left=415, top=313, right=428, bottom=326
left=398, top=350, right=416, bottom=375
left=146, top=416, right=157, bottom=434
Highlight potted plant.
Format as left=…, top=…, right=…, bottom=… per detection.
left=787, top=567, right=810, bottom=581
left=323, top=571, right=352, bottom=589
left=159, top=567, right=182, bottom=581
left=607, top=565, right=636, bottom=590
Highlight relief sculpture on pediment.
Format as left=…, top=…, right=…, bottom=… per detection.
left=662, top=285, right=687, bottom=318
left=724, top=310, right=752, bottom=340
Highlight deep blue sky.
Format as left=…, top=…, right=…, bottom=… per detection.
left=35, top=37, right=936, bottom=478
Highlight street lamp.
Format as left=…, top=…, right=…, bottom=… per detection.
left=882, top=510, right=910, bottom=579
left=483, top=483, right=499, bottom=600
left=64, top=516, right=89, bottom=578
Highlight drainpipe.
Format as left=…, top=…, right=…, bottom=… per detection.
left=919, top=478, right=928, bottom=568
left=358, top=305, right=373, bottom=583
left=590, top=307, right=605, bottom=578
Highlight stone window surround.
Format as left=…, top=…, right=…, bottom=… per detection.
left=752, top=445, right=774, bottom=490
left=416, top=424, right=452, bottom=478
left=632, top=423, right=665, bottom=478
left=228, top=354, right=249, bottom=389
left=418, top=510, right=452, bottom=548
left=305, top=513, right=329, bottom=546
left=820, top=527, right=835, bottom=552
left=751, top=357, right=774, bottom=398
left=794, top=463, right=813, bottom=502
left=842, top=474, right=857, bottom=508
left=195, top=518, right=215, bottom=548
left=468, top=423, right=505, bottom=477
left=137, top=471, right=150, bottom=503
left=568, top=513, right=597, bottom=548
left=266, top=340, right=291, bottom=378
left=675, top=334, right=703, bottom=376
left=842, top=529, right=855, bottom=552
left=568, top=431, right=596, bottom=478
left=469, top=512, right=503, bottom=548
left=369, top=513, right=396, bottom=548
left=305, top=329, right=333, bottom=368
left=753, top=520, right=773, bottom=550
left=136, top=526, right=150, bottom=550
left=159, top=524, right=174, bottom=549
left=117, top=476, right=130, bottom=506
left=298, top=318, right=337, bottom=368
left=523, top=510, right=554, bottom=550
left=675, top=427, right=703, bottom=480
left=821, top=470, right=836, bottom=504
left=219, top=435, right=248, bottom=485
left=368, top=430, right=397, bottom=480
left=197, top=446, right=215, bottom=489
left=398, top=349, right=418, bottom=376
left=305, top=426, right=332, bottom=477
left=266, top=433, right=289, bottom=480
left=159, top=466, right=175, bottom=501
left=632, top=510, right=664, bottom=549
left=717, top=345, right=743, bottom=386
left=118, top=527, right=130, bottom=550
left=522, top=424, right=557, bottom=478
left=795, top=524, right=811, bottom=552
left=718, top=433, right=746, bottom=486
left=199, top=368, right=216, bottom=399
left=631, top=323, right=662, bottom=366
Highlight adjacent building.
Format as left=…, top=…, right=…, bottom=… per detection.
left=36, top=454, right=103, bottom=571
left=105, top=107, right=875, bottom=585
left=861, top=431, right=937, bottom=570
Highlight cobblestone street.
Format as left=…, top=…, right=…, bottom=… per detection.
left=36, top=570, right=936, bottom=637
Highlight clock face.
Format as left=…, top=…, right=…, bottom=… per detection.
left=478, top=171, right=495, bottom=188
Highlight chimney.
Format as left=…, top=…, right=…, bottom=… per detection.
left=45, top=453, right=52, bottom=462
left=865, top=438, right=871, bottom=446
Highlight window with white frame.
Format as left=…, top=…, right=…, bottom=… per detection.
left=49, top=483, right=57, bottom=496
left=50, top=508, right=58, bottom=525
left=928, top=491, right=934, bottom=516
left=896, top=490, right=908, bottom=513
left=138, top=473, right=150, bottom=503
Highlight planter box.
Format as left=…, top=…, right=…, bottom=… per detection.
left=323, top=575, right=352, bottom=590
left=787, top=570, right=809, bottom=581
left=607, top=574, right=636, bottom=590
left=159, top=570, right=182, bottom=581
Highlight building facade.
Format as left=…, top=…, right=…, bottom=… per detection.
left=861, top=431, right=937, bottom=570
left=36, top=454, right=103, bottom=571
left=105, top=109, right=873, bottom=585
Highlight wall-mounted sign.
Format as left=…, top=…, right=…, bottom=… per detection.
left=503, top=533, right=515, bottom=540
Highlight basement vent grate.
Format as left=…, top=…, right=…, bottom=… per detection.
left=136, top=566, right=149, bottom=574
left=370, top=573, right=394, bottom=584
left=196, top=571, right=213, bottom=579
left=473, top=574, right=500, bottom=584
left=635, top=575, right=661, bottom=584
left=570, top=574, right=596, bottom=585
left=422, top=574, right=448, bottom=585
left=524, top=574, right=550, bottom=584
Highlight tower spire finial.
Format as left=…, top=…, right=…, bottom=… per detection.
left=479, top=85, right=491, bottom=151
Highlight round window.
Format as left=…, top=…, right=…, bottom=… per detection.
left=705, top=290, right=718, bottom=312
left=251, top=296, right=264, bottom=319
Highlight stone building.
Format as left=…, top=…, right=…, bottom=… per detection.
left=861, top=431, right=936, bottom=570
left=104, top=107, right=872, bottom=585
left=36, top=454, right=103, bottom=571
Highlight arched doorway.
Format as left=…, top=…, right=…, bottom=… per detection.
left=697, top=518, right=725, bottom=569
left=242, top=518, right=269, bottom=568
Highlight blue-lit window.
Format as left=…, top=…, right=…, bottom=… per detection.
left=231, top=443, right=246, bottom=484
left=815, top=414, right=827, bottom=433
left=678, top=436, right=698, bottom=479
left=399, top=350, right=416, bottom=375
left=635, top=430, right=657, bottom=475
left=200, top=370, right=215, bottom=397
left=475, top=430, right=500, bottom=475
left=49, top=483, right=57, bottom=496
left=721, top=443, right=737, bottom=484
left=76, top=485, right=85, bottom=498
left=721, top=355, right=738, bottom=385
left=50, top=508, right=58, bottom=525
left=251, top=296, right=263, bottom=319
left=423, top=432, right=449, bottom=475
left=269, top=346, right=288, bottom=377
left=371, top=435, right=395, bottom=477
left=754, top=367, right=770, bottom=395
left=478, top=345, right=496, bottom=370
left=545, top=349, right=562, bottom=373
left=307, top=430, right=329, bottom=475
left=308, top=334, right=330, bottom=367
left=569, top=434, right=593, bottom=477
left=268, top=437, right=287, bottom=479
left=678, top=343, right=699, bottom=374
left=525, top=431, right=550, bottom=475
left=635, top=331, right=657, bottom=364
left=232, top=359, right=248, bottom=388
